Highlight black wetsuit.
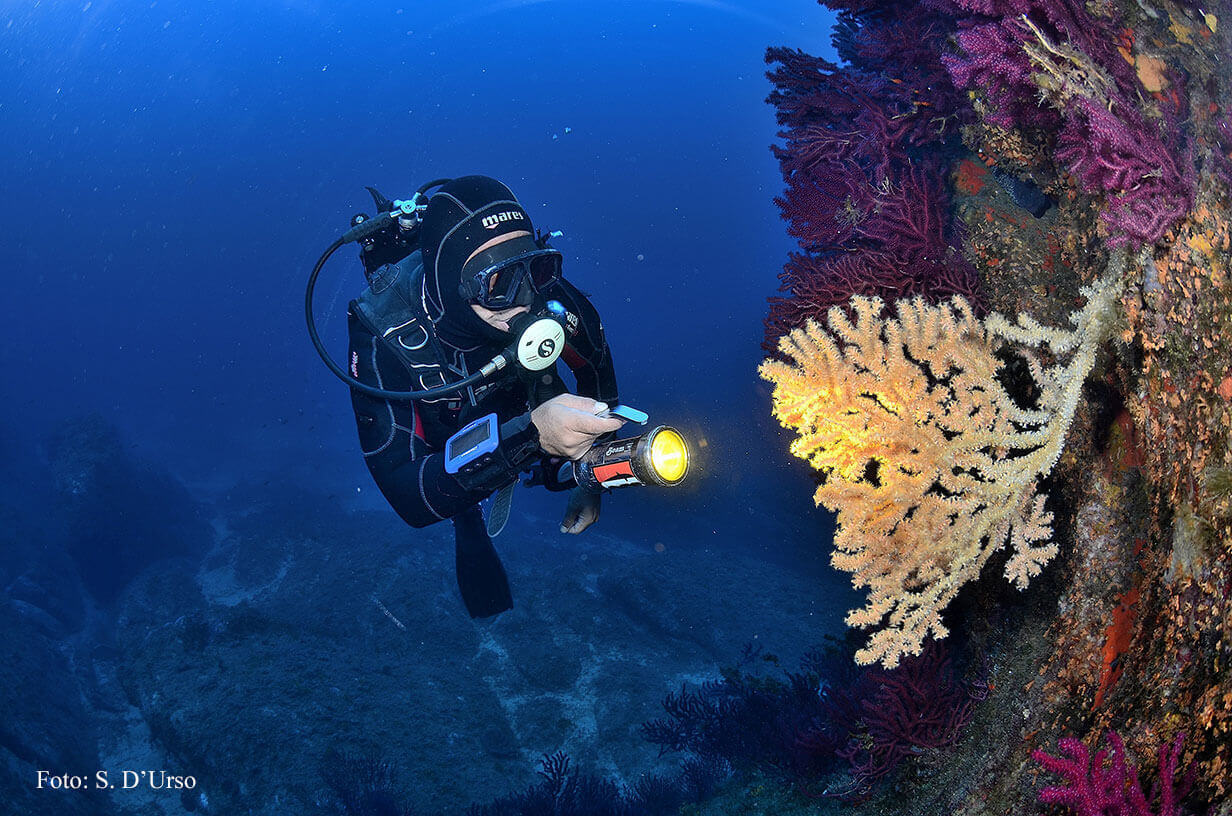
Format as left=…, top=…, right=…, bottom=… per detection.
left=347, top=276, right=618, bottom=526
left=346, top=267, right=618, bottom=616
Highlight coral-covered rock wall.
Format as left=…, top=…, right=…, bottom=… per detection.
left=760, top=0, right=1232, bottom=811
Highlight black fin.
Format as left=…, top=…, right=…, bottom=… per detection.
left=453, top=504, right=513, bottom=618
left=486, top=482, right=515, bottom=537
left=366, top=186, right=395, bottom=214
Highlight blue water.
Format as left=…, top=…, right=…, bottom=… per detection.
left=2, top=0, right=839, bottom=557
left=0, top=2, right=855, bottom=813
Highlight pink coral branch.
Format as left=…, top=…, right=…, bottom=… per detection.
left=1057, top=97, right=1195, bottom=247
left=1031, top=732, right=1196, bottom=816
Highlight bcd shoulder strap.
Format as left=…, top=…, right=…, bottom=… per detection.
left=352, top=251, right=455, bottom=403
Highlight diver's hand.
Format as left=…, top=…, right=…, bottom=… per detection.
left=530, top=394, right=624, bottom=460
left=561, top=487, right=601, bottom=534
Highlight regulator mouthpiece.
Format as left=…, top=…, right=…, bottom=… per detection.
left=503, top=305, right=566, bottom=372
left=574, top=425, right=690, bottom=492
left=514, top=317, right=565, bottom=371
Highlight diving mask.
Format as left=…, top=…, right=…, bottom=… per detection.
left=459, top=247, right=562, bottom=310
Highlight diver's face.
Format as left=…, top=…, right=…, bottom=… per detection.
left=471, top=299, right=529, bottom=332
left=467, top=230, right=531, bottom=332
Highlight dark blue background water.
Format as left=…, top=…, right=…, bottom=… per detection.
left=1, top=0, right=841, bottom=580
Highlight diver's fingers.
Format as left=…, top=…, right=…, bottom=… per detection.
left=556, top=424, right=622, bottom=459
left=542, top=434, right=586, bottom=460
left=576, top=510, right=599, bottom=533
left=531, top=395, right=624, bottom=458
left=561, top=488, right=599, bottom=533
left=550, top=393, right=606, bottom=412
left=560, top=496, right=582, bottom=532
left=561, top=410, right=625, bottom=436
left=547, top=394, right=627, bottom=431
left=563, top=437, right=596, bottom=459
left=538, top=435, right=590, bottom=459
left=564, top=510, right=590, bottom=534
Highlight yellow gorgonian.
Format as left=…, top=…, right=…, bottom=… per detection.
left=760, top=271, right=1119, bottom=667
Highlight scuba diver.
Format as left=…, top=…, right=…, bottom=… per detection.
left=338, top=176, right=626, bottom=619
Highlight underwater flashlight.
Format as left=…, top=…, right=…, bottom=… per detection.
left=573, top=425, right=690, bottom=492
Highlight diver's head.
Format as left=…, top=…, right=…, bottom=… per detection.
left=465, top=231, right=536, bottom=333
left=421, top=176, right=561, bottom=348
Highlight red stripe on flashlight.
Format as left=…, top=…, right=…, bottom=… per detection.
left=593, top=461, right=634, bottom=483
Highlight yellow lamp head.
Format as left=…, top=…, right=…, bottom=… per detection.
left=647, top=426, right=689, bottom=485
left=574, top=425, right=691, bottom=491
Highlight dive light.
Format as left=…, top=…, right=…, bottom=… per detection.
left=573, top=425, right=691, bottom=492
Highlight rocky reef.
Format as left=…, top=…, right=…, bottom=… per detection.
left=759, top=0, right=1232, bottom=813
left=1, top=410, right=837, bottom=815
left=110, top=489, right=830, bottom=815
left=0, top=417, right=212, bottom=816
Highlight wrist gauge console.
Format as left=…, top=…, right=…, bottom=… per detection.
left=444, top=413, right=500, bottom=475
